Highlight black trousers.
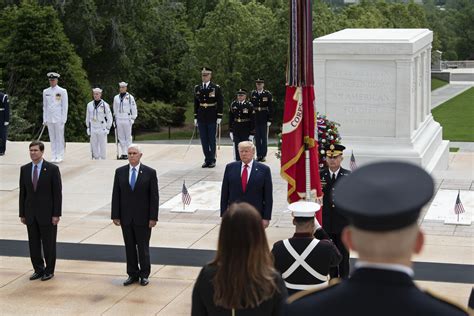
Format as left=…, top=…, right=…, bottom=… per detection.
left=0, top=123, right=7, bottom=154
left=255, top=124, right=268, bottom=159
left=329, top=232, right=350, bottom=279
left=121, top=224, right=152, bottom=278
left=26, top=218, right=57, bottom=274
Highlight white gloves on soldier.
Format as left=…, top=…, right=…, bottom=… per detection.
left=194, top=119, right=198, bottom=127
left=267, top=122, right=271, bottom=127
left=230, top=132, right=233, bottom=141
left=249, top=135, right=254, bottom=142
left=86, top=128, right=90, bottom=136
left=217, top=118, right=222, bottom=125
left=4, top=122, right=8, bottom=126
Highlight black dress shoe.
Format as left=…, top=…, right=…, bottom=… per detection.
left=201, top=162, right=208, bottom=168
left=29, top=272, right=43, bottom=280
left=207, top=162, right=216, bottom=168
left=140, top=278, right=149, bottom=286
left=123, top=276, right=139, bottom=286
left=260, top=157, right=266, bottom=162
left=41, top=273, right=54, bottom=281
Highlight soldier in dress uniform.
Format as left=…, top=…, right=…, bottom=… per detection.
left=271, top=201, right=341, bottom=296
left=229, top=89, right=256, bottom=161
left=0, top=90, right=9, bottom=156
left=85, top=88, right=112, bottom=160
left=320, top=144, right=351, bottom=279
left=250, top=79, right=272, bottom=162
left=113, top=82, right=137, bottom=159
left=43, top=72, right=68, bottom=163
left=285, top=162, right=468, bottom=316
left=194, top=67, right=223, bottom=168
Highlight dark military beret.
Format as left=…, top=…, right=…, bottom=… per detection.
left=325, top=144, right=346, bottom=157
left=334, top=161, right=434, bottom=231
left=255, top=79, right=264, bottom=83
left=236, top=88, right=248, bottom=95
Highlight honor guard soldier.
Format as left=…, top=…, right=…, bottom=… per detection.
left=0, top=90, right=9, bottom=155
left=113, top=82, right=137, bottom=159
left=229, top=89, right=256, bottom=161
left=86, top=88, right=112, bottom=160
left=285, top=162, right=468, bottom=316
left=194, top=67, right=223, bottom=168
left=43, top=72, right=68, bottom=163
left=320, top=144, right=351, bottom=279
left=250, top=79, right=273, bottom=162
left=272, top=201, right=341, bottom=296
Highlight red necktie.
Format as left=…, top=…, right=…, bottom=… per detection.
left=32, top=164, right=38, bottom=191
left=242, top=164, right=249, bottom=192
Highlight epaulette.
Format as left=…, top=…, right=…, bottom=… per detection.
left=286, top=278, right=341, bottom=304
left=424, top=289, right=468, bottom=314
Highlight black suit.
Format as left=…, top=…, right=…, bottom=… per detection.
left=320, top=167, right=351, bottom=279
left=220, top=160, right=273, bottom=220
left=19, top=160, right=62, bottom=274
left=111, top=164, right=159, bottom=278
left=285, top=268, right=468, bottom=316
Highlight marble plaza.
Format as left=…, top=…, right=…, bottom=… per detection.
left=0, top=141, right=473, bottom=315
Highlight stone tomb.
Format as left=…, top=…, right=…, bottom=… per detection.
left=314, top=29, right=449, bottom=171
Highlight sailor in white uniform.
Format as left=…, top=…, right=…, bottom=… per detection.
left=271, top=201, right=342, bottom=296
left=113, top=82, right=137, bottom=159
left=42, top=72, right=68, bottom=162
left=85, top=88, right=112, bottom=160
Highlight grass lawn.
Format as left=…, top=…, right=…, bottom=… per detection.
left=432, top=87, right=474, bottom=142
left=431, top=78, right=449, bottom=91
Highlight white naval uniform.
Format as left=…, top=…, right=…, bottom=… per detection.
left=113, top=93, right=137, bottom=155
left=86, top=100, right=112, bottom=160
left=43, top=85, right=68, bottom=161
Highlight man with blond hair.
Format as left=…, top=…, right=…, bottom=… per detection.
left=220, top=141, right=273, bottom=228
left=285, top=162, right=467, bottom=316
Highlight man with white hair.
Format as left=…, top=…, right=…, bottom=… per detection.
left=113, top=82, right=137, bottom=159
left=43, top=72, right=68, bottom=162
left=85, top=88, right=112, bottom=160
left=220, top=141, right=273, bottom=228
left=285, top=162, right=468, bottom=316
left=111, top=144, right=159, bottom=286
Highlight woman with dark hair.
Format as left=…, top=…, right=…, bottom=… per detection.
left=192, top=202, right=288, bottom=316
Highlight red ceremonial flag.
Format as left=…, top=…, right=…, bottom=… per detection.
left=280, top=0, right=323, bottom=224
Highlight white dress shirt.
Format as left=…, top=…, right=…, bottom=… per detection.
left=240, top=160, right=253, bottom=181
left=329, top=167, right=341, bottom=179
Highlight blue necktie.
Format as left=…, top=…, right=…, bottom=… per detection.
left=130, top=167, right=136, bottom=190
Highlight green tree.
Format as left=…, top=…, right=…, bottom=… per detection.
left=1, top=1, right=90, bottom=141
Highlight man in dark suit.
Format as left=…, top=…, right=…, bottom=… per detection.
left=111, top=144, right=159, bottom=286
left=220, top=141, right=272, bottom=228
left=0, top=90, right=9, bottom=156
left=19, top=141, right=62, bottom=281
left=194, top=67, right=224, bottom=168
left=320, top=144, right=351, bottom=279
left=285, top=162, right=468, bottom=316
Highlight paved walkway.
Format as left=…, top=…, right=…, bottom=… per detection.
left=431, top=83, right=473, bottom=109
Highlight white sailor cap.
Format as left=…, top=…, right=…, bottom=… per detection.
left=47, top=72, right=60, bottom=79
left=118, top=82, right=128, bottom=87
left=92, top=87, right=103, bottom=93
left=288, top=201, right=321, bottom=217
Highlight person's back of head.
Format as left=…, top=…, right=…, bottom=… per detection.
left=212, top=202, right=279, bottom=309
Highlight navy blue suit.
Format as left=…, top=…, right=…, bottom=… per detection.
left=220, top=160, right=273, bottom=220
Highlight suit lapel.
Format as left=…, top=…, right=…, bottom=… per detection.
left=36, top=161, right=48, bottom=190
left=134, top=165, right=145, bottom=189
left=246, top=161, right=258, bottom=190
left=26, top=163, right=33, bottom=190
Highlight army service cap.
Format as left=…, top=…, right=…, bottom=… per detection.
left=334, top=161, right=434, bottom=232
left=118, top=82, right=128, bottom=87
left=236, top=88, right=247, bottom=95
left=325, top=144, right=346, bottom=158
left=201, top=67, right=212, bottom=75
left=47, top=72, right=60, bottom=79
left=288, top=201, right=321, bottom=218
left=255, top=78, right=265, bottom=83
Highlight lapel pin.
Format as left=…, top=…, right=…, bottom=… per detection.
left=140, top=170, right=143, bottom=174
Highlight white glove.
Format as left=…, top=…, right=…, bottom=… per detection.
left=131, top=119, right=135, bottom=124
left=249, top=135, right=254, bottom=142
left=217, top=118, right=222, bottom=125
left=230, top=132, right=233, bottom=141
left=4, top=122, right=8, bottom=126
left=43, top=121, right=47, bottom=126
left=267, top=122, right=271, bottom=127
left=194, top=119, right=198, bottom=127
left=86, top=128, right=90, bottom=136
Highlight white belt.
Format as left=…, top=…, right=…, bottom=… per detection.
left=284, top=280, right=329, bottom=291
left=282, top=238, right=328, bottom=282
